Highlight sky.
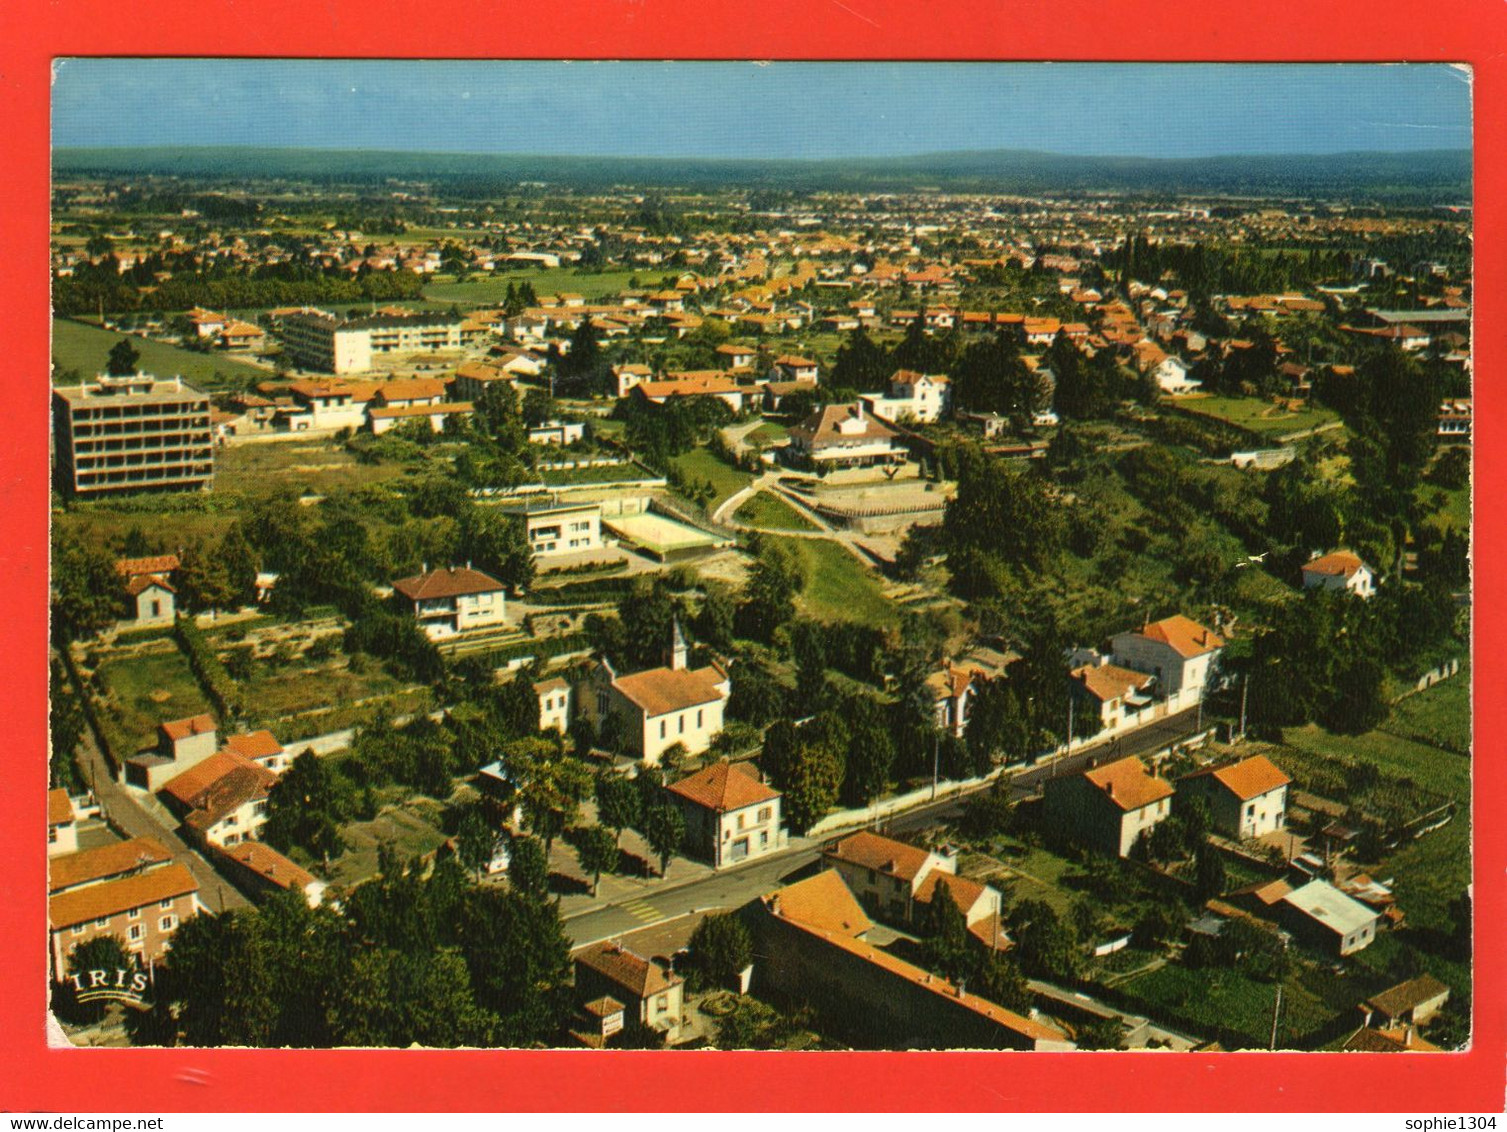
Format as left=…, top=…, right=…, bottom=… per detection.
left=51, top=60, right=1472, bottom=160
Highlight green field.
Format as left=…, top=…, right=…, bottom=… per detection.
left=1382, top=662, right=1471, bottom=754
left=1118, top=961, right=1338, bottom=1049
left=93, top=645, right=209, bottom=756
left=215, top=440, right=409, bottom=499
left=538, top=461, right=653, bottom=487
left=747, top=421, right=790, bottom=445
left=769, top=535, right=898, bottom=627
left=53, top=318, right=269, bottom=390
left=734, top=491, right=820, bottom=532
left=327, top=794, right=450, bottom=888
left=423, top=268, right=640, bottom=306
left=1176, top=395, right=1338, bottom=438
left=668, top=447, right=754, bottom=509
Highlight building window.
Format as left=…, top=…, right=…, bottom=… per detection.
left=159, top=899, right=174, bottom=910
left=71, top=924, right=85, bottom=936
left=660, top=720, right=667, bottom=740
left=678, top=715, right=685, bottom=734
left=94, top=917, right=109, bottom=929
left=656, top=996, right=668, bottom=1011
left=160, top=916, right=176, bottom=931
left=758, top=807, right=772, bottom=823
left=127, top=907, right=140, bottom=921
left=48, top=827, right=58, bottom=843
left=737, top=813, right=745, bottom=830
left=696, top=709, right=703, bottom=728
left=128, top=925, right=143, bottom=942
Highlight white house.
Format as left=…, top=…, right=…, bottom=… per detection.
left=1301, top=551, right=1376, bottom=599
left=1280, top=879, right=1379, bottom=956
left=1110, top=614, right=1224, bottom=713
left=926, top=661, right=977, bottom=738
left=114, top=554, right=180, bottom=625
left=160, top=749, right=276, bottom=849
left=861, top=370, right=953, bottom=424
left=502, top=497, right=603, bottom=559
left=534, top=676, right=573, bottom=733
left=1043, top=755, right=1174, bottom=858
left=1152, top=355, right=1201, bottom=395
left=47, top=790, right=78, bottom=857
left=665, top=761, right=785, bottom=867
left=579, top=621, right=730, bottom=764
left=1069, top=659, right=1159, bottom=735
left=391, top=565, right=508, bottom=640
left=1178, top=754, right=1291, bottom=840
left=527, top=420, right=586, bottom=446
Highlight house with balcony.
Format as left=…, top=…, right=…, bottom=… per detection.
left=391, top=564, right=508, bottom=640
left=785, top=402, right=908, bottom=471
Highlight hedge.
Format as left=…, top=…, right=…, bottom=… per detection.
left=173, top=615, right=243, bottom=719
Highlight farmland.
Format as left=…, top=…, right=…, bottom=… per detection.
left=423, top=268, right=641, bottom=306
left=52, top=317, right=270, bottom=390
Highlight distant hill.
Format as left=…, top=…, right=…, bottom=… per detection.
left=52, top=146, right=1472, bottom=199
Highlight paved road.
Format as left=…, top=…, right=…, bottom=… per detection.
left=564, top=706, right=1207, bottom=946
left=70, top=699, right=251, bottom=914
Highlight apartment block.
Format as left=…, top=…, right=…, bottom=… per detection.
left=52, top=373, right=214, bottom=497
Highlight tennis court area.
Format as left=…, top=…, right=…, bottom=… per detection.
left=604, top=511, right=727, bottom=558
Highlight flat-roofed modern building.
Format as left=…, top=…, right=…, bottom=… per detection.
left=52, top=373, right=213, bottom=497
left=501, top=497, right=603, bottom=558
left=276, top=308, right=465, bottom=374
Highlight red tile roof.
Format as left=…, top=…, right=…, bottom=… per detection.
left=1072, top=662, right=1155, bottom=704
left=574, top=942, right=681, bottom=999
left=47, top=789, right=75, bottom=827
left=824, top=831, right=933, bottom=884
left=767, top=869, right=872, bottom=937
left=668, top=761, right=779, bottom=813
left=160, top=714, right=216, bottom=743
left=114, top=554, right=180, bottom=579
left=1129, top=614, right=1224, bottom=658
left=49, top=837, right=172, bottom=893
left=392, top=565, right=506, bottom=601
left=1303, top=551, right=1368, bottom=578
left=1083, top=756, right=1174, bottom=812
left=125, top=573, right=175, bottom=596
left=1206, top=755, right=1291, bottom=801
left=162, top=750, right=275, bottom=829
left=914, top=870, right=990, bottom=915
left=222, top=730, right=285, bottom=761
left=217, top=840, right=317, bottom=893
left=611, top=664, right=727, bottom=717
left=764, top=876, right=1066, bottom=1045
left=49, top=862, right=197, bottom=931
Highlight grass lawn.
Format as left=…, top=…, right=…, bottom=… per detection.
left=215, top=440, right=409, bottom=499
left=668, top=447, right=754, bottom=509
left=1382, top=661, right=1471, bottom=754
left=1117, top=961, right=1334, bottom=1049
left=538, top=461, right=653, bottom=486
left=1175, top=395, right=1338, bottom=438
left=423, top=268, right=640, bottom=306
left=748, top=420, right=790, bottom=445
left=1416, top=483, right=1470, bottom=535
left=53, top=318, right=269, bottom=391
left=769, top=535, right=898, bottom=627
left=328, top=794, right=450, bottom=889
left=734, top=491, right=820, bottom=532
left=94, top=645, right=208, bottom=756
left=233, top=659, right=410, bottom=730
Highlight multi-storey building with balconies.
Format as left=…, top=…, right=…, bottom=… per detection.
left=52, top=373, right=213, bottom=497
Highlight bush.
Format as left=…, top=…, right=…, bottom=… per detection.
left=175, top=615, right=242, bottom=718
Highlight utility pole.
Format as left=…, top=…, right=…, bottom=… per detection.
left=931, top=732, right=939, bottom=801
left=1269, top=979, right=1283, bottom=1051
left=1239, top=674, right=1249, bottom=741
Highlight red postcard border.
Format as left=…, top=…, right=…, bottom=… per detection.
left=2, top=0, right=1502, bottom=1112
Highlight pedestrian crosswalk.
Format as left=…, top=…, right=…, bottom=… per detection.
left=619, top=897, right=661, bottom=924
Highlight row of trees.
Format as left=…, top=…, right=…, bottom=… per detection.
left=122, top=850, right=574, bottom=1048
